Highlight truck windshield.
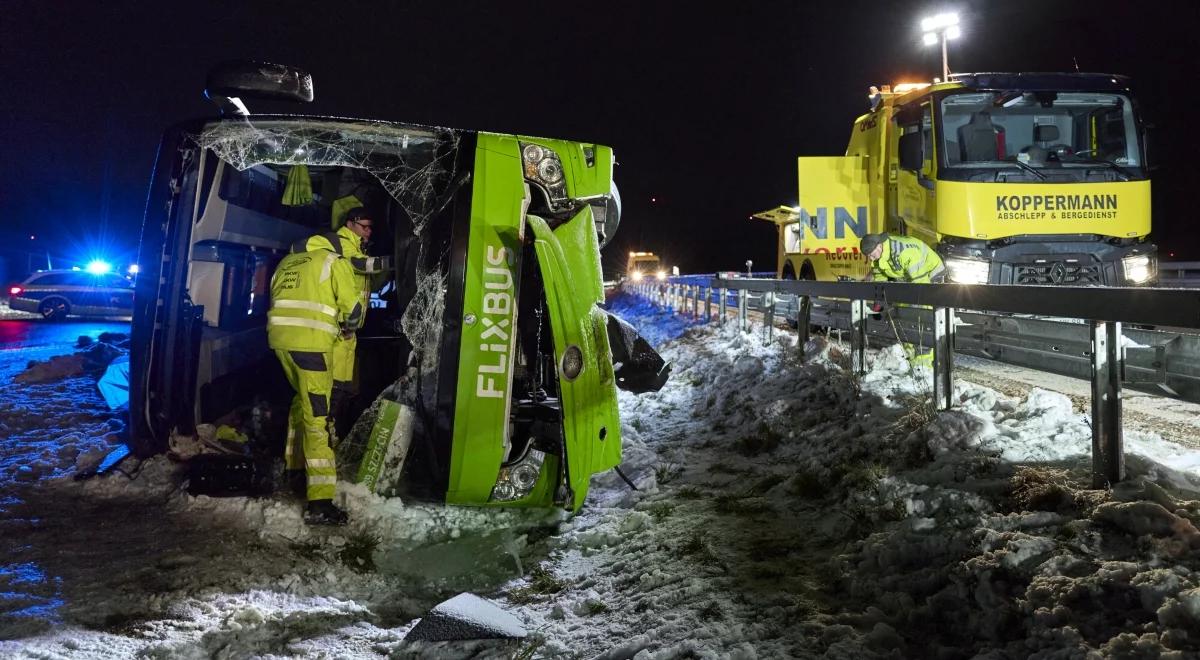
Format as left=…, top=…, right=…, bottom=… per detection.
left=939, top=91, right=1143, bottom=177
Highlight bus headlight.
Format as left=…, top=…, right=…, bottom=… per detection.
left=945, top=257, right=990, bottom=284
left=520, top=141, right=569, bottom=211
left=490, top=446, right=546, bottom=502
left=1122, top=254, right=1154, bottom=285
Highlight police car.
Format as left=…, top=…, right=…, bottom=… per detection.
left=8, top=270, right=134, bottom=320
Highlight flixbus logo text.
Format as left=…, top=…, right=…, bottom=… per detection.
left=475, top=245, right=515, bottom=399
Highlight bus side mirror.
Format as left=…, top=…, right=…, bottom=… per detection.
left=204, top=61, right=314, bottom=115
left=898, top=132, right=923, bottom=172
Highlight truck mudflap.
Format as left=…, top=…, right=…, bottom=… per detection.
left=605, top=312, right=670, bottom=394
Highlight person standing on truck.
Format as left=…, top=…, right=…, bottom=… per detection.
left=268, top=243, right=365, bottom=526
left=292, top=207, right=392, bottom=430
left=868, top=86, right=883, bottom=111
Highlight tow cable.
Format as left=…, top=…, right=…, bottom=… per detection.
left=613, top=465, right=639, bottom=491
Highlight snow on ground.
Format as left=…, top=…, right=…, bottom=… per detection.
left=0, top=301, right=38, bottom=321
left=2, top=295, right=1200, bottom=658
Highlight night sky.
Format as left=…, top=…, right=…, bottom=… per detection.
left=2, top=0, right=1197, bottom=278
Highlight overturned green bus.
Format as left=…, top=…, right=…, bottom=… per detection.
left=128, top=62, right=666, bottom=511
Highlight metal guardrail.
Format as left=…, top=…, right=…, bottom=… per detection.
left=1159, top=261, right=1200, bottom=288
left=628, top=277, right=1200, bottom=489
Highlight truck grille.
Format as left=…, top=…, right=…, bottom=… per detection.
left=1014, top=261, right=1102, bottom=285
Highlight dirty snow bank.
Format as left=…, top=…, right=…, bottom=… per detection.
left=4, top=293, right=1200, bottom=658
left=496, top=293, right=1200, bottom=658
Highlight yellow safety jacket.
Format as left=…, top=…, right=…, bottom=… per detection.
left=292, top=225, right=388, bottom=317
left=267, top=248, right=363, bottom=352
left=869, top=235, right=946, bottom=283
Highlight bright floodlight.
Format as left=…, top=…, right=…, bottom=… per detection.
left=128, top=264, right=140, bottom=275
left=921, top=12, right=959, bottom=31
left=85, top=260, right=112, bottom=275
left=923, top=32, right=939, bottom=45
left=946, top=25, right=962, bottom=39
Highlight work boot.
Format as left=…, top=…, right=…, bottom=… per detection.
left=304, top=499, right=349, bottom=526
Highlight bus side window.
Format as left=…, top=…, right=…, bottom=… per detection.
left=219, top=164, right=284, bottom=217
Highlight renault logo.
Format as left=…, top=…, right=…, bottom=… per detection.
left=1049, top=262, right=1067, bottom=284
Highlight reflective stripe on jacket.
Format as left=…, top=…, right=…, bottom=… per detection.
left=267, top=249, right=362, bottom=352
left=292, top=226, right=382, bottom=324
left=869, top=235, right=945, bottom=282
left=293, top=226, right=388, bottom=274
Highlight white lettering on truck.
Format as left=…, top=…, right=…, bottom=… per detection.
left=475, top=245, right=514, bottom=399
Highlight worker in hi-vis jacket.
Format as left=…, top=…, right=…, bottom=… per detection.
left=267, top=238, right=365, bottom=526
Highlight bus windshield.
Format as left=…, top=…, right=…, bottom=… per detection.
left=939, top=91, right=1142, bottom=176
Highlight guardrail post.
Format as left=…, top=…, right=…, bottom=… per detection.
left=705, top=287, right=712, bottom=322
left=797, top=295, right=812, bottom=359
left=719, top=287, right=728, bottom=324
left=692, top=285, right=700, bottom=320
left=933, top=307, right=955, bottom=411
left=763, top=292, right=775, bottom=344
left=738, top=289, right=748, bottom=332
left=1090, top=321, right=1124, bottom=488
left=851, top=299, right=867, bottom=374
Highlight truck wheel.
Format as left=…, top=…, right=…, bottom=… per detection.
left=797, top=263, right=825, bottom=333
left=38, top=298, right=70, bottom=321
left=781, top=266, right=798, bottom=327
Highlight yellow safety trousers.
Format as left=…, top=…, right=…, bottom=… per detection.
left=275, top=349, right=337, bottom=501
left=332, top=333, right=357, bottom=388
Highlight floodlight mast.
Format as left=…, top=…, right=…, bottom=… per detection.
left=921, top=12, right=960, bottom=80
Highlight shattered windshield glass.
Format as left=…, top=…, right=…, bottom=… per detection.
left=193, top=118, right=463, bottom=233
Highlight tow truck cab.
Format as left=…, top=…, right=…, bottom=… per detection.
left=128, top=63, right=651, bottom=511
left=625, top=251, right=664, bottom=282
left=767, top=73, right=1156, bottom=287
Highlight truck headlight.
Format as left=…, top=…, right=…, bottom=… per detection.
left=655, top=270, right=667, bottom=281
left=631, top=270, right=644, bottom=281
left=490, top=446, right=546, bottom=502
left=520, top=141, right=569, bottom=211
left=1122, top=254, right=1155, bottom=285
left=945, top=257, right=990, bottom=284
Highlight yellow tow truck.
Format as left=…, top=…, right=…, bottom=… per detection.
left=756, top=73, right=1156, bottom=286
left=626, top=251, right=666, bottom=282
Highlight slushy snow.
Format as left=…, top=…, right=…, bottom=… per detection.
left=2, top=294, right=1200, bottom=658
